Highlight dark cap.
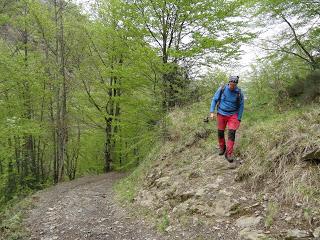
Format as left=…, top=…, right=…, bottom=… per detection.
left=229, top=76, right=239, bottom=84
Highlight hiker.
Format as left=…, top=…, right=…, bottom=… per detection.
left=209, top=76, right=244, bottom=162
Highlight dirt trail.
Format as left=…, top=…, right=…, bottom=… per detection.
left=24, top=173, right=164, bottom=240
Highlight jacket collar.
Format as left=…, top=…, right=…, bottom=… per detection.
left=227, top=84, right=239, bottom=92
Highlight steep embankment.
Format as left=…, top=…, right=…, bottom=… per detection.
left=116, top=102, right=320, bottom=240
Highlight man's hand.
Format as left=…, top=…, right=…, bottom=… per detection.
left=210, top=112, right=216, bottom=121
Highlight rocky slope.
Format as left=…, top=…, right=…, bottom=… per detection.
left=121, top=105, right=320, bottom=240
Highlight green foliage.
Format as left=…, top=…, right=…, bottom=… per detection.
left=0, top=0, right=318, bottom=226
left=0, top=197, right=33, bottom=240
left=265, top=202, right=279, bottom=228
left=236, top=104, right=320, bottom=204
left=250, top=0, right=320, bottom=70
left=287, top=70, right=320, bottom=101
left=157, top=211, right=170, bottom=232
left=114, top=142, right=162, bottom=203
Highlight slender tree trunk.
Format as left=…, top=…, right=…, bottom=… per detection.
left=52, top=0, right=68, bottom=183
left=22, top=3, right=38, bottom=184
left=104, top=73, right=114, bottom=172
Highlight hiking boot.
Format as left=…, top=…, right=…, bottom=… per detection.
left=219, top=146, right=226, bottom=156
left=228, top=161, right=238, bottom=169
left=225, top=154, right=234, bottom=163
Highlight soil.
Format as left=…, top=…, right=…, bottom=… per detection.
left=24, top=173, right=164, bottom=240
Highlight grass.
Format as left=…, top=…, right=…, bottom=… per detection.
left=115, top=97, right=320, bottom=234
left=265, top=201, right=279, bottom=228
left=0, top=197, right=34, bottom=240
left=157, top=211, right=170, bottom=232
left=236, top=104, right=320, bottom=202
left=114, top=142, right=163, bottom=203
left=114, top=100, right=216, bottom=204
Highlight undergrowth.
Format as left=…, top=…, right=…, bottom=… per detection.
left=237, top=103, right=320, bottom=203
left=116, top=96, right=320, bottom=220
left=0, top=197, right=33, bottom=240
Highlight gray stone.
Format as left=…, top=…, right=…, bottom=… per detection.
left=302, top=149, right=320, bottom=161
left=214, top=197, right=236, bottom=217
left=179, top=190, right=195, bottom=201
left=286, top=229, right=310, bottom=239
left=313, top=227, right=320, bottom=238
left=136, top=190, right=155, bottom=207
left=165, top=226, right=172, bottom=232
left=204, top=183, right=220, bottom=190
left=236, top=216, right=263, bottom=229
left=239, top=228, right=266, bottom=240
left=219, top=188, right=233, bottom=197
left=195, top=188, right=206, bottom=197
left=154, top=176, right=171, bottom=188
left=285, top=216, right=292, bottom=222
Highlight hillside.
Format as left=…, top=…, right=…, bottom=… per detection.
left=116, top=101, right=320, bottom=240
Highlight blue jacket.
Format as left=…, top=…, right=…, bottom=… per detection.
left=210, top=84, right=244, bottom=121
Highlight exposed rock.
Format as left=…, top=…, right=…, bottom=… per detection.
left=190, top=203, right=215, bottom=217
left=219, top=188, right=233, bottom=197
left=178, top=190, right=195, bottom=202
left=295, top=202, right=302, bottom=207
left=285, top=229, right=310, bottom=239
left=154, top=176, right=171, bottom=189
left=135, top=190, right=155, bottom=208
left=214, top=196, right=236, bottom=217
left=145, top=169, right=162, bottom=187
left=165, top=226, right=173, bottom=232
left=285, top=216, right=292, bottom=222
left=236, top=216, right=263, bottom=229
left=302, top=149, right=320, bottom=161
left=195, top=188, right=206, bottom=198
left=188, top=171, right=201, bottom=179
left=313, top=226, right=320, bottom=238
left=204, top=183, right=220, bottom=190
left=239, top=228, right=267, bottom=240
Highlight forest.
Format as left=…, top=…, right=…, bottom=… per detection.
left=0, top=0, right=319, bottom=209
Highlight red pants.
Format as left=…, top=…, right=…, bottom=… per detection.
left=217, top=113, right=240, bottom=157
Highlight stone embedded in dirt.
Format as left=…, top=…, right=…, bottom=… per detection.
left=154, top=176, right=171, bottom=189
left=204, top=183, right=220, bottom=190
left=239, top=228, right=267, bottom=240
left=188, top=171, right=201, bottom=179
left=195, top=188, right=206, bottom=198
left=263, top=194, right=269, bottom=201
left=236, top=216, right=263, bottom=229
left=301, top=149, right=320, bottom=161
left=165, top=226, right=173, bottom=232
left=285, top=229, right=310, bottom=239
left=178, top=190, right=195, bottom=202
left=254, top=211, right=261, bottom=216
left=219, top=188, right=233, bottom=197
left=285, top=216, right=292, bottom=222
left=135, top=190, right=155, bottom=208
left=313, top=226, right=320, bottom=237
left=145, top=169, right=162, bottom=187
left=214, top=196, right=237, bottom=217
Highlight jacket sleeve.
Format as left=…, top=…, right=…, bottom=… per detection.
left=210, top=87, right=222, bottom=113
left=238, top=92, right=245, bottom=121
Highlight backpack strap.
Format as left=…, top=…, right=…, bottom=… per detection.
left=217, top=84, right=226, bottom=109
left=236, top=88, right=242, bottom=108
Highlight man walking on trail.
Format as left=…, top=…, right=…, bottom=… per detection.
left=209, top=76, right=244, bottom=163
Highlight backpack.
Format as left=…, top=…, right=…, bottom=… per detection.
left=217, top=84, right=242, bottom=110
